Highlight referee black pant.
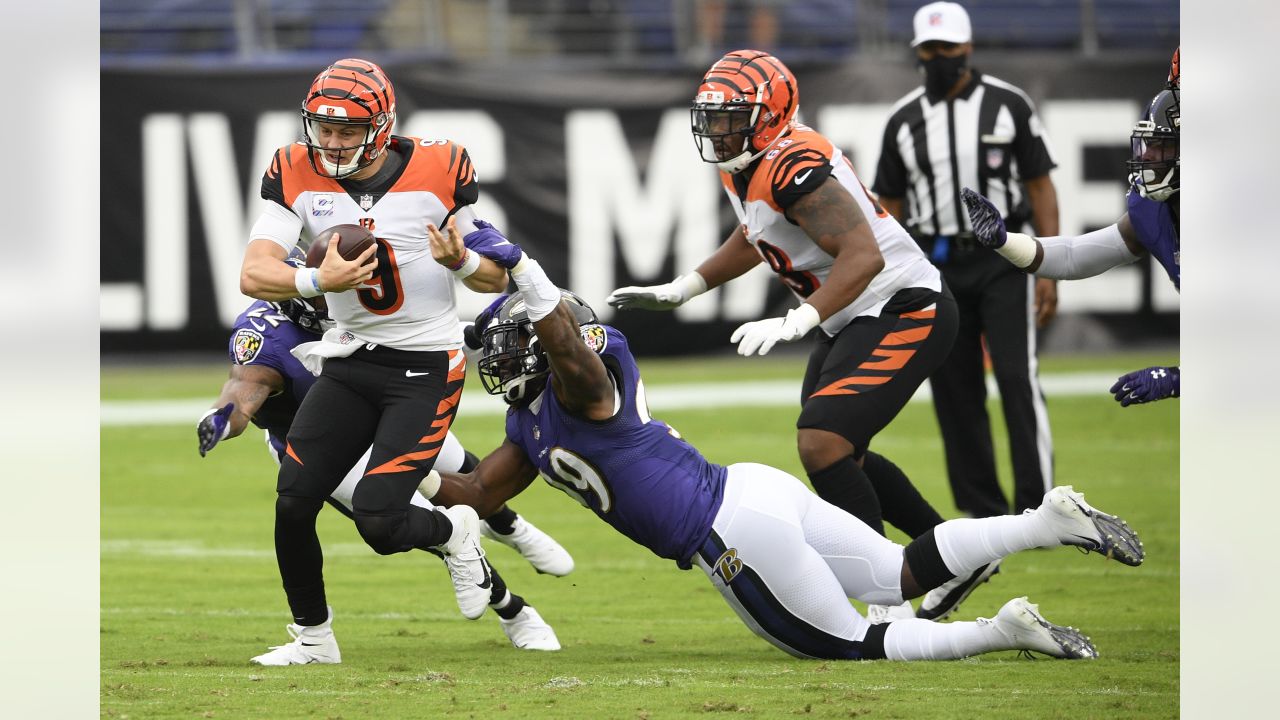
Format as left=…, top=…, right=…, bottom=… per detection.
left=929, top=249, right=1054, bottom=517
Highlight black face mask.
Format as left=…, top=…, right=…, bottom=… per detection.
left=919, top=54, right=968, bottom=99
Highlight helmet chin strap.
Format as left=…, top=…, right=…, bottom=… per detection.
left=716, top=123, right=793, bottom=174
left=503, top=373, right=548, bottom=404
left=1131, top=162, right=1179, bottom=202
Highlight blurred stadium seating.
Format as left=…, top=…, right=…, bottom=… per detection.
left=101, top=0, right=1179, bottom=66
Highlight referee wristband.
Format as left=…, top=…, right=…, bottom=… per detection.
left=449, top=249, right=481, bottom=279
left=294, top=267, right=323, bottom=298
left=998, top=232, right=1040, bottom=270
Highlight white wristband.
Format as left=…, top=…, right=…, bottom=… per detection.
left=997, top=232, right=1040, bottom=269
left=449, top=249, right=482, bottom=279
left=677, top=272, right=709, bottom=301
left=417, top=469, right=441, bottom=500
left=294, top=267, right=323, bottom=298
left=789, top=303, right=821, bottom=335
left=509, top=257, right=560, bottom=321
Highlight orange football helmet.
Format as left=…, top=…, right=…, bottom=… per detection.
left=691, top=50, right=798, bottom=174
left=1167, top=46, right=1179, bottom=90
left=300, top=58, right=397, bottom=179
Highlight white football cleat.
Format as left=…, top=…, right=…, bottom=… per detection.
left=916, top=559, right=1002, bottom=621
left=865, top=600, right=915, bottom=624
left=482, top=516, right=575, bottom=576
left=1038, top=486, right=1145, bottom=566
left=435, top=505, right=494, bottom=620
left=989, top=596, right=1097, bottom=659
left=499, top=606, right=561, bottom=651
left=250, top=607, right=341, bottom=665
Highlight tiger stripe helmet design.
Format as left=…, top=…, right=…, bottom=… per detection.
left=301, top=58, right=397, bottom=179
left=691, top=50, right=799, bottom=174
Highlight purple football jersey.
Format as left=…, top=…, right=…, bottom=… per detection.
left=1127, top=188, right=1180, bottom=290
left=229, top=300, right=321, bottom=442
left=504, top=325, right=727, bottom=568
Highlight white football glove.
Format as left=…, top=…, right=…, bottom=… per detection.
left=730, top=304, right=821, bottom=356
left=606, top=273, right=708, bottom=311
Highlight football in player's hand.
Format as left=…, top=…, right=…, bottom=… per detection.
left=306, top=224, right=376, bottom=267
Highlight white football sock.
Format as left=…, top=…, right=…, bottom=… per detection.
left=882, top=617, right=1008, bottom=660
left=933, top=512, right=1059, bottom=578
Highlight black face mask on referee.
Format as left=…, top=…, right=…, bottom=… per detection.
left=919, top=53, right=969, bottom=100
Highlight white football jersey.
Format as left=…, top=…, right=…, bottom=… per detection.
left=722, top=124, right=940, bottom=335
left=251, top=136, right=479, bottom=351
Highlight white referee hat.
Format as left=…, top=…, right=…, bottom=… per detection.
left=912, top=2, right=972, bottom=47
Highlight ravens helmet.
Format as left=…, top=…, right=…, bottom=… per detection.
left=477, top=290, right=598, bottom=404
left=1127, top=88, right=1179, bottom=202
left=280, top=247, right=332, bottom=333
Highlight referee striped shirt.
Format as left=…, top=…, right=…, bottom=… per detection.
left=872, top=70, right=1056, bottom=237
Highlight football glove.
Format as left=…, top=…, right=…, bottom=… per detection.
left=730, top=304, right=820, bottom=356
left=606, top=273, right=708, bottom=311
left=197, top=402, right=235, bottom=457
left=960, top=187, right=1007, bottom=248
left=463, top=220, right=524, bottom=269
left=1109, top=366, right=1179, bottom=407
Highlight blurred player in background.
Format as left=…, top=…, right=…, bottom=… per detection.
left=608, top=50, right=963, bottom=622
left=199, top=256, right=569, bottom=661
left=236, top=58, right=515, bottom=663
left=431, top=235, right=1145, bottom=661
left=962, top=47, right=1181, bottom=408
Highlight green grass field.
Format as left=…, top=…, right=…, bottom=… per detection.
left=102, top=352, right=1178, bottom=719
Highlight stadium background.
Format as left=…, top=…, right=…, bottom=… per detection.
left=100, top=0, right=1178, bottom=358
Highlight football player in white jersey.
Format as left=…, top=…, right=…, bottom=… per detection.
left=236, top=58, right=512, bottom=664
left=609, top=50, right=987, bottom=623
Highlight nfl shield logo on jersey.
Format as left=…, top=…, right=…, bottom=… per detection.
left=986, top=148, right=1005, bottom=169
left=233, top=329, right=264, bottom=364
left=359, top=194, right=374, bottom=211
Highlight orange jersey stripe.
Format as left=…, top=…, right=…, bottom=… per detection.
left=858, top=348, right=916, bottom=371
left=394, top=140, right=468, bottom=212
left=899, top=307, right=936, bottom=320
left=279, top=144, right=344, bottom=207
left=810, top=375, right=893, bottom=398
left=880, top=325, right=934, bottom=346
left=285, top=442, right=303, bottom=465
left=365, top=446, right=443, bottom=476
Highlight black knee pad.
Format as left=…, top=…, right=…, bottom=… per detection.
left=276, top=494, right=324, bottom=530
left=352, top=513, right=406, bottom=555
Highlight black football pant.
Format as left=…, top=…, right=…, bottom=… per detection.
left=931, top=250, right=1054, bottom=517
left=274, top=345, right=465, bottom=626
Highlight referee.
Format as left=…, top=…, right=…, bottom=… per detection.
left=872, top=2, right=1058, bottom=518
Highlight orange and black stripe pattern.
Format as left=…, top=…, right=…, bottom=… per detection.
left=700, top=50, right=797, bottom=149
left=305, top=58, right=396, bottom=124
left=810, top=307, right=937, bottom=398
left=365, top=350, right=467, bottom=476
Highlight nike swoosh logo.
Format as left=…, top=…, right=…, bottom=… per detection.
left=405, top=370, right=430, bottom=377
left=249, top=318, right=267, bottom=331
left=476, top=561, right=492, bottom=590
left=795, top=169, right=814, bottom=185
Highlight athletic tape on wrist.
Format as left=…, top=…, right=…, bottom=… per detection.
left=294, top=267, right=323, bottom=298
left=417, top=470, right=441, bottom=499
left=449, top=249, right=481, bottom=279
left=678, top=272, right=709, bottom=301
left=510, top=257, right=560, bottom=321
left=998, top=232, right=1039, bottom=269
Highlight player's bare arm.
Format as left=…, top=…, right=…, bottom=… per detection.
left=787, top=176, right=885, bottom=321
left=427, top=217, right=508, bottom=293
left=431, top=440, right=540, bottom=518
left=240, top=236, right=376, bottom=300
left=693, top=224, right=764, bottom=289
left=211, top=364, right=285, bottom=440
left=536, top=302, right=615, bottom=420
left=878, top=195, right=906, bottom=224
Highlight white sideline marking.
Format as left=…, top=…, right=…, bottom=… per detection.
left=101, top=372, right=1124, bottom=427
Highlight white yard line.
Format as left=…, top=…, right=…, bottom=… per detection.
left=101, top=371, right=1124, bottom=427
